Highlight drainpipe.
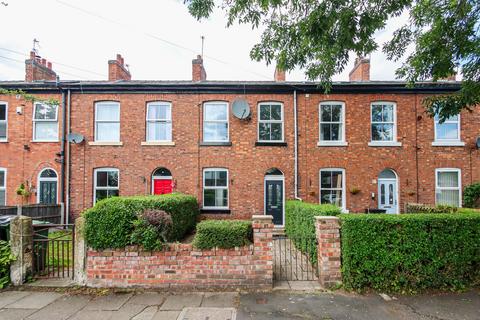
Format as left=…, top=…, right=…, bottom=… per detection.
left=294, top=90, right=302, bottom=201
left=60, top=90, right=66, bottom=223
left=65, top=89, right=71, bottom=225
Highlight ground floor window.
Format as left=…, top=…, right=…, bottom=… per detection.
left=436, top=168, right=461, bottom=207
left=203, top=168, right=228, bottom=209
left=94, top=168, right=119, bottom=203
left=0, top=168, right=5, bottom=206
left=319, top=169, right=345, bottom=210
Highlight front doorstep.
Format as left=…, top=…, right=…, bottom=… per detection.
left=273, top=226, right=285, bottom=236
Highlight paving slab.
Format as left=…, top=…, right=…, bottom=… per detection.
left=202, top=292, right=238, bottom=308
left=272, top=281, right=290, bottom=290
left=25, top=294, right=91, bottom=320
left=132, top=306, right=158, bottom=320
left=5, top=292, right=62, bottom=309
left=68, top=310, right=114, bottom=320
left=160, top=293, right=203, bottom=311
left=0, top=308, right=37, bottom=320
left=111, top=303, right=147, bottom=320
left=0, top=291, right=32, bottom=308
left=178, top=307, right=236, bottom=320
left=152, top=310, right=180, bottom=320
left=128, top=292, right=167, bottom=306
left=25, top=278, right=75, bottom=288
left=288, top=280, right=321, bottom=291
left=84, top=293, right=133, bottom=311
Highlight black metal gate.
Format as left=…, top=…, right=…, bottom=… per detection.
left=32, top=224, right=74, bottom=278
left=273, top=235, right=318, bottom=281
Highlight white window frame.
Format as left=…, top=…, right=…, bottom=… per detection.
left=0, top=167, right=6, bottom=206
left=202, top=168, right=229, bottom=210
left=432, top=114, right=464, bottom=146
left=94, top=101, right=121, bottom=142
left=203, top=102, right=229, bottom=143
left=93, top=168, right=120, bottom=204
left=37, top=168, right=58, bottom=204
left=435, top=168, right=462, bottom=207
left=257, top=102, right=284, bottom=142
left=0, top=102, right=7, bottom=142
left=318, top=101, right=347, bottom=146
left=368, top=101, right=401, bottom=147
left=319, top=168, right=347, bottom=212
left=32, top=102, right=59, bottom=142
left=146, top=101, right=172, bottom=142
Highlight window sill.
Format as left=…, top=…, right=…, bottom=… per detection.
left=368, top=141, right=402, bottom=147
left=255, top=141, right=287, bottom=147
left=141, top=141, right=175, bottom=146
left=0, top=140, right=8, bottom=143
left=200, top=209, right=231, bottom=214
left=30, top=140, right=60, bottom=143
left=432, top=141, right=465, bottom=147
left=200, top=142, right=232, bottom=146
left=317, top=141, right=348, bottom=147
left=88, top=141, right=123, bottom=146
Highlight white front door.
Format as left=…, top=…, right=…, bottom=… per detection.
left=378, top=179, right=397, bottom=214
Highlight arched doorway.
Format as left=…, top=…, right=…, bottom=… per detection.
left=264, top=168, right=284, bottom=226
left=152, top=167, right=173, bottom=195
left=378, top=169, right=398, bottom=214
left=38, top=168, right=58, bottom=204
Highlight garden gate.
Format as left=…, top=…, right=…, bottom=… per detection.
left=32, top=224, right=75, bottom=278
left=273, top=235, right=318, bottom=281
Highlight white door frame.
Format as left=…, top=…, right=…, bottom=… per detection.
left=264, top=175, right=285, bottom=227
left=378, top=175, right=399, bottom=214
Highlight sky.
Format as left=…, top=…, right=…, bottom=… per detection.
left=0, top=0, right=409, bottom=82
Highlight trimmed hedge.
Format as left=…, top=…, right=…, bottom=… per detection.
left=285, top=200, right=342, bottom=263
left=0, top=240, right=14, bottom=289
left=192, top=220, right=252, bottom=249
left=464, top=183, right=480, bottom=208
left=341, top=213, right=480, bottom=293
left=83, top=193, right=198, bottom=250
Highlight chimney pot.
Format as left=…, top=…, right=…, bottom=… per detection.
left=25, top=51, right=57, bottom=82
left=192, top=55, right=207, bottom=82
left=108, top=53, right=131, bottom=81
left=41, top=58, right=46, bottom=66
left=30, top=51, right=36, bottom=59
left=47, top=62, right=52, bottom=69
left=349, top=56, right=370, bottom=82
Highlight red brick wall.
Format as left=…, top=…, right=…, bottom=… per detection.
left=69, top=93, right=295, bottom=218
left=85, top=216, right=274, bottom=289
left=0, top=94, right=63, bottom=206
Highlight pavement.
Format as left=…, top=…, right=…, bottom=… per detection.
left=0, top=288, right=478, bottom=320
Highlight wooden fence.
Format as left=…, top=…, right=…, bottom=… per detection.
left=0, top=204, right=63, bottom=223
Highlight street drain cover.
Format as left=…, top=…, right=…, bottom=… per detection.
left=178, top=307, right=236, bottom=320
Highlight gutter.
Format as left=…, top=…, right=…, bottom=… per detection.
left=294, top=90, right=301, bottom=201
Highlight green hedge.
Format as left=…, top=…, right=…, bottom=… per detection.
left=464, top=183, right=480, bottom=208
left=285, top=200, right=342, bottom=263
left=0, top=240, right=14, bottom=289
left=192, top=220, right=252, bottom=249
left=83, top=193, right=198, bottom=250
left=341, top=213, right=480, bottom=293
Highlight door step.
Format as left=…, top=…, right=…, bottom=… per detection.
left=273, top=227, right=285, bottom=236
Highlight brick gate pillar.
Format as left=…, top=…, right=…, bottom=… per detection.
left=9, top=216, right=33, bottom=285
left=315, top=216, right=342, bottom=288
left=252, top=215, right=274, bottom=288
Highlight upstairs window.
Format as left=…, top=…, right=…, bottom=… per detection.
left=203, top=168, right=228, bottom=209
left=203, top=102, right=229, bottom=142
left=319, top=102, right=345, bottom=144
left=371, top=102, right=396, bottom=142
left=0, top=103, right=6, bottom=141
left=95, top=102, right=120, bottom=142
left=33, top=103, right=58, bottom=141
left=146, top=102, right=172, bottom=142
left=436, top=169, right=461, bottom=207
left=0, top=168, right=5, bottom=206
left=94, top=168, right=119, bottom=203
left=434, top=114, right=460, bottom=142
left=258, top=103, right=283, bottom=142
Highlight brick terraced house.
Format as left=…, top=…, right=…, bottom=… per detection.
left=0, top=52, right=478, bottom=226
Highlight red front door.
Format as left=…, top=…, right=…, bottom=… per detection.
left=153, top=179, right=173, bottom=195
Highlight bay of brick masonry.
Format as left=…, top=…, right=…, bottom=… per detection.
left=315, top=216, right=342, bottom=288
left=85, top=215, right=274, bottom=290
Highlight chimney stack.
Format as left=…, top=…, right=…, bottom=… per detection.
left=192, top=55, right=207, bottom=82
left=108, top=54, right=131, bottom=81
left=349, top=56, right=370, bottom=82
left=274, top=66, right=286, bottom=82
left=25, top=51, right=57, bottom=82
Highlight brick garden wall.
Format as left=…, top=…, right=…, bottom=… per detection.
left=85, top=215, right=274, bottom=289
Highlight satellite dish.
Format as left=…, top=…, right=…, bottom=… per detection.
left=232, top=98, right=251, bottom=120
left=67, top=133, right=84, bottom=144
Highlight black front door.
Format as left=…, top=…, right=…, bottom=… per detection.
left=265, top=180, right=283, bottom=225
left=39, top=181, right=57, bottom=204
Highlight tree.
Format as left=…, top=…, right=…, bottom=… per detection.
left=185, top=0, right=479, bottom=121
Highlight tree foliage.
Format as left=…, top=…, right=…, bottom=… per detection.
left=185, top=0, right=479, bottom=121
